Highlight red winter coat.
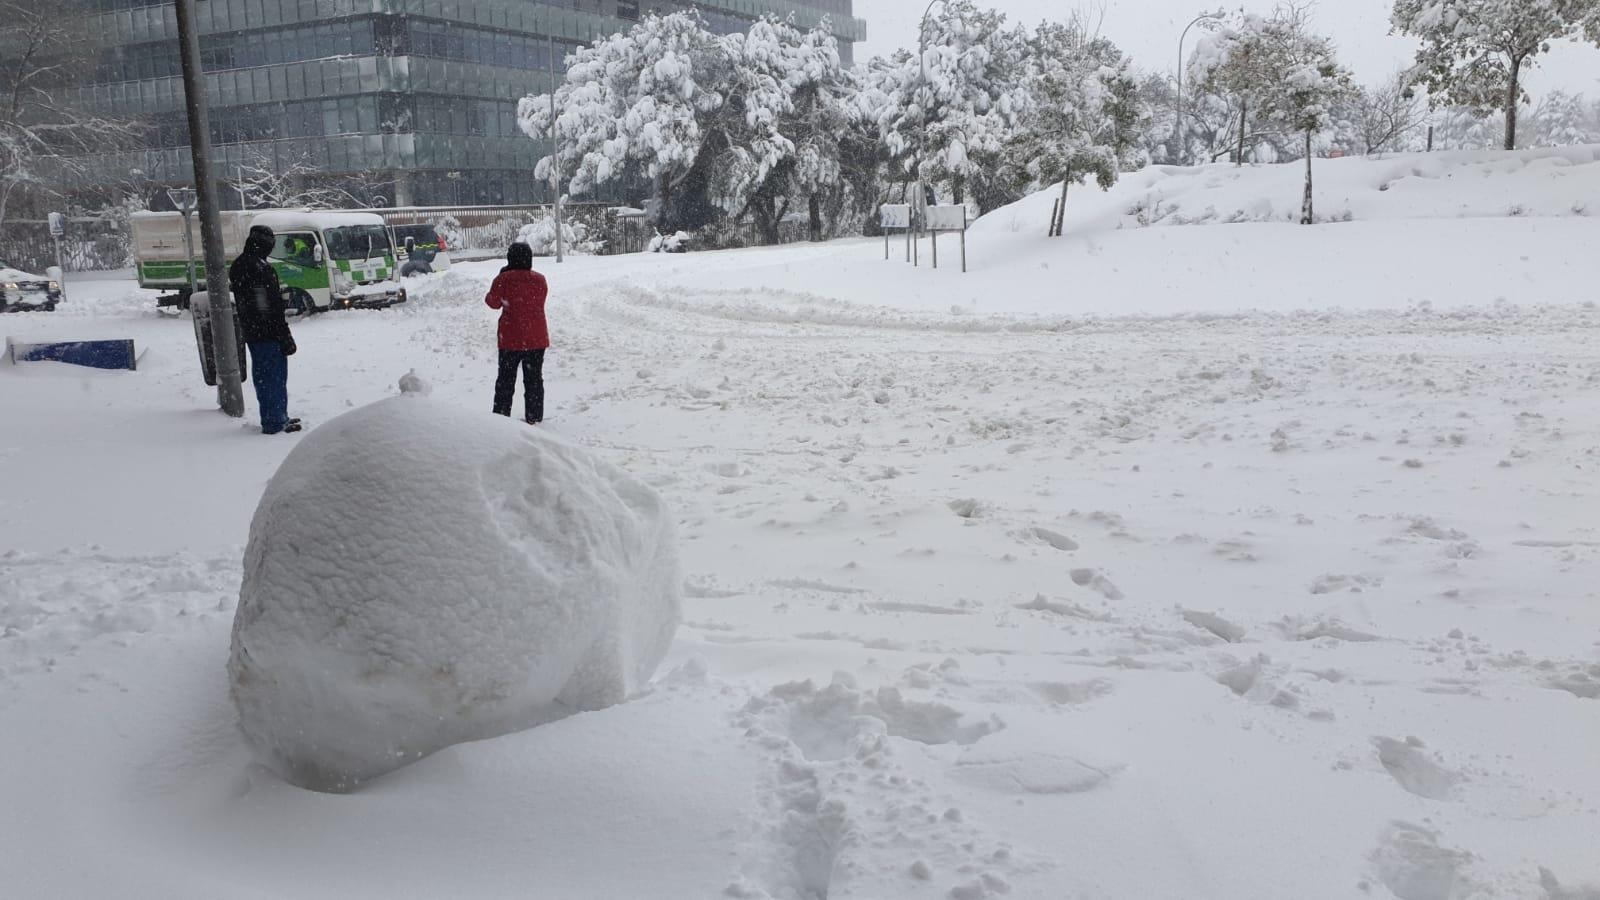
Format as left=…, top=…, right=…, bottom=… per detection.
left=486, top=269, right=550, bottom=350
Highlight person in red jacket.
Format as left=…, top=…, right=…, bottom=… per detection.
left=486, top=242, right=550, bottom=423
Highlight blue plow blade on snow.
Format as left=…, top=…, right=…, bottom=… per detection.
left=6, top=338, right=138, bottom=371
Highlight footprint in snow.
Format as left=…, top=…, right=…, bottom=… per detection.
left=1367, top=822, right=1474, bottom=900
left=1183, top=608, right=1247, bottom=643
left=1373, top=736, right=1460, bottom=801
left=951, top=749, right=1120, bottom=796
left=1070, top=568, right=1123, bottom=600
left=1020, top=526, right=1078, bottom=552
left=1028, top=679, right=1114, bottom=706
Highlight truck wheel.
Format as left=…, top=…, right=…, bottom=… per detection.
left=285, top=288, right=316, bottom=317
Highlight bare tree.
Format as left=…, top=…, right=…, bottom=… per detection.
left=235, top=151, right=369, bottom=211
left=1353, top=72, right=1428, bottom=155
left=0, top=0, right=139, bottom=232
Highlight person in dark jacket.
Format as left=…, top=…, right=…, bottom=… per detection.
left=230, top=224, right=300, bottom=435
left=486, top=242, right=549, bottom=424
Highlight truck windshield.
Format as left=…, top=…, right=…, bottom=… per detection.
left=325, top=226, right=392, bottom=260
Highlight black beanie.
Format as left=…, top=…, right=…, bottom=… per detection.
left=245, top=225, right=276, bottom=258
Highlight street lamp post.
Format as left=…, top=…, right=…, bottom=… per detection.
left=915, top=0, right=950, bottom=266
left=1176, top=12, right=1224, bottom=167
left=175, top=0, right=245, bottom=417
left=548, top=32, right=564, bottom=264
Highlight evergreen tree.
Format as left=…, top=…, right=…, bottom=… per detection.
left=1000, top=21, right=1145, bottom=235
left=519, top=13, right=727, bottom=231
left=864, top=1, right=1029, bottom=210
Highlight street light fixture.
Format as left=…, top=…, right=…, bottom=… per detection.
left=1176, top=11, right=1225, bottom=167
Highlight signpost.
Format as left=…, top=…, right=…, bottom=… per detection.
left=166, top=188, right=200, bottom=302
left=880, top=204, right=912, bottom=261
left=925, top=205, right=968, bottom=273
left=881, top=203, right=968, bottom=274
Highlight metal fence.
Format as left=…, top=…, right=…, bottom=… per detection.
left=0, top=218, right=130, bottom=273
left=0, top=203, right=816, bottom=273
left=359, top=203, right=652, bottom=256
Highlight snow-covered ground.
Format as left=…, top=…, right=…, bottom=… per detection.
left=3, top=149, right=1598, bottom=899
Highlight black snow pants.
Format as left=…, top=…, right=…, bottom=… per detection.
left=494, top=349, right=545, bottom=423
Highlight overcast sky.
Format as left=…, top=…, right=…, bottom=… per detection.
left=853, top=0, right=1600, bottom=96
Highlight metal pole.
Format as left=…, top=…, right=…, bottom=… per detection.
left=548, top=32, right=564, bottom=263
left=960, top=209, right=967, bottom=274
left=932, top=228, right=938, bottom=269
left=916, top=0, right=943, bottom=254
left=1177, top=13, right=1222, bottom=167
left=176, top=0, right=245, bottom=417
left=52, top=237, right=67, bottom=301
left=181, top=209, right=197, bottom=295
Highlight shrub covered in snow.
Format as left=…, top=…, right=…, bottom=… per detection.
left=516, top=214, right=604, bottom=256
left=649, top=230, right=693, bottom=253
left=228, top=381, right=681, bottom=792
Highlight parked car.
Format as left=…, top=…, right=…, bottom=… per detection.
left=0, top=259, right=62, bottom=312
left=391, top=223, right=453, bottom=277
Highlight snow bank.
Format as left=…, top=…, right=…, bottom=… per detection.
left=227, top=378, right=680, bottom=792
left=971, top=145, right=1600, bottom=239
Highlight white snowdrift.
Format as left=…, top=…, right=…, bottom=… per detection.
left=228, top=379, right=680, bottom=792
left=972, top=145, right=1600, bottom=237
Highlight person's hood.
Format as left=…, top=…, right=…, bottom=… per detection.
left=504, top=242, right=534, bottom=271
left=244, top=225, right=276, bottom=260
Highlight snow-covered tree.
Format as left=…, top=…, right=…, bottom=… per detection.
left=521, top=13, right=876, bottom=240
left=1190, top=12, right=1285, bottom=166
left=0, top=0, right=138, bottom=232
left=864, top=1, right=1029, bottom=210
left=519, top=13, right=727, bottom=231
left=1001, top=20, right=1145, bottom=235
left=1392, top=0, right=1597, bottom=151
left=778, top=22, right=868, bottom=240
left=1274, top=56, right=1353, bottom=223
left=698, top=18, right=799, bottom=239
left=1431, top=104, right=1506, bottom=149
left=1191, top=5, right=1351, bottom=221
left=705, top=17, right=870, bottom=243
left=1530, top=90, right=1597, bottom=146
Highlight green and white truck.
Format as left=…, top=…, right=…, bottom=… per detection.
left=132, top=209, right=407, bottom=312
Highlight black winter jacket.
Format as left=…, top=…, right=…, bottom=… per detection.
left=230, top=232, right=292, bottom=344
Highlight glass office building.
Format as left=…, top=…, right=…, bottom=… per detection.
left=64, top=0, right=865, bottom=208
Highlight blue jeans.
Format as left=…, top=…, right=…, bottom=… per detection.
left=247, top=341, right=289, bottom=433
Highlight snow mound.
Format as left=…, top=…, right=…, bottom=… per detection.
left=227, top=393, right=681, bottom=792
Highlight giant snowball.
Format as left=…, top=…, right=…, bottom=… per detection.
left=228, top=382, right=680, bottom=792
